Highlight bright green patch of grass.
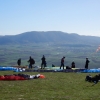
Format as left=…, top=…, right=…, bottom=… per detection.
left=0, top=71, right=100, bottom=100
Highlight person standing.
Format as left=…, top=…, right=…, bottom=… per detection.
left=41, top=55, right=46, bottom=69
left=71, top=61, right=75, bottom=68
left=60, top=56, right=65, bottom=69
left=17, top=58, right=21, bottom=66
left=85, top=58, right=90, bottom=69
left=28, top=56, right=35, bottom=69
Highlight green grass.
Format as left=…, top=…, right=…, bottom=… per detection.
left=0, top=71, right=100, bottom=100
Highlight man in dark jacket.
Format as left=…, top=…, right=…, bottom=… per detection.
left=41, top=55, right=46, bottom=69
left=85, top=58, right=90, bottom=69
left=60, top=56, right=65, bottom=69
left=28, top=56, right=35, bottom=69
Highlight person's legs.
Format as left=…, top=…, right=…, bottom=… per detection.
left=85, top=64, right=88, bottom=69
left=30, top=64, right=32, bottom=69
left=62, top=63, right=64, bottom=69
left=41, top=63, right=43, bottom=69
left=86, top=65, right=88, bottom=69
left=43, top=63, right=45, bottom=69
left=29, top=64, right=31, bottom=69
left=60, top=63, right=62, bottom=69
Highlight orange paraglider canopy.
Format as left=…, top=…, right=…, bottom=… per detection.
left=39, top=74, right=45, bottom=79
left=96, top=45, right=100, bottom=52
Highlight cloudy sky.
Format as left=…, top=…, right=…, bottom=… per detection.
left=0, top=0, right=100, bottom=37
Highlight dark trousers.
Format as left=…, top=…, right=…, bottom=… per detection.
left=29, top=63, right=33, bottom=69
left=85, top=64, right=88, bottom=69
left=41, top=63, right=46, bottom=69
left=60, top=63, right=64, bottom=69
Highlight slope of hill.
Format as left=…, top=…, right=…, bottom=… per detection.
left=0, top=31, right=100, bottom=45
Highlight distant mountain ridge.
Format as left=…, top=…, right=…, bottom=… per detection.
left=0, top=31, right=100, bottom=45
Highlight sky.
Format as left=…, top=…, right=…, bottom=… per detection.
left=0, top=0, right=100, bottom=37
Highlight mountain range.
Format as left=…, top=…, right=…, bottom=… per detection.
left=0, top=31, right=100, bottom=45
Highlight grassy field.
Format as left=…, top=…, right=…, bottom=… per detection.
left=0, top=43, right=100, bottom=68
left=0, top=71, right=100, bottom=100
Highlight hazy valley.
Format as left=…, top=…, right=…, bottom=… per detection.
left=0, top=31, right=100, bottom=68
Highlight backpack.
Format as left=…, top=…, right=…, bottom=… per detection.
left=32, top=59, right=35, bottom=64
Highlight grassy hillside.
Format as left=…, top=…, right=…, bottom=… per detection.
left=0, top=71, right=100, bottom=100
left=0, top=43, right=100, bottom=68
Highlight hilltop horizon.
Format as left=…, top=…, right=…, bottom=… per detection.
left=0, top=31, right=100, bottom=45
left=1, top=31, right=100, bottom=38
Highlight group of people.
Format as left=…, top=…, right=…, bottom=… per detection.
left=17, top=56, right=35, bottom=69
left=60, top=56, right=90, bottom=69
left=17, top=55, right=90, bottom=69
left=17, top=55, right=46, bottom=69
left=60, top=56, right=75, bottom=70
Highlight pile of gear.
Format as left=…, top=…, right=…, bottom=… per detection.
left=85, top=74, right=100, bottom=85
left=0, top=73, right=45, bottom=80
